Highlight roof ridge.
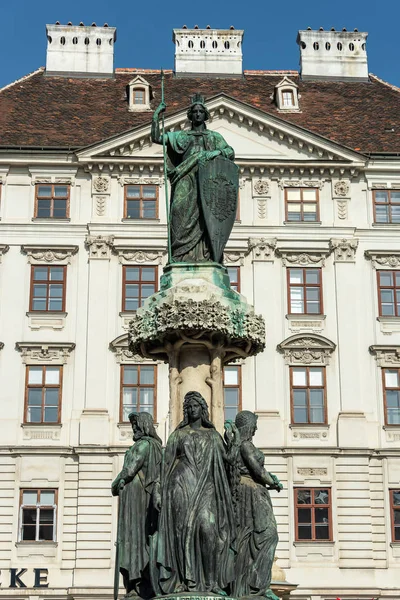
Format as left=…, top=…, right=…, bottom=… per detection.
left=0, top=67, right=44, bottom=94
left=369, top=73, right=400, bottom=94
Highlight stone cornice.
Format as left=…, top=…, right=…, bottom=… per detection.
left=365, top=250, right=400, bottom=269
left=275, top=245, right=331, bottom=267
left=16, top=342, right=76, bottom=365
left=21, top=244, right=79, bottom=265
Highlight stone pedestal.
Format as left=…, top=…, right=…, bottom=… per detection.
left=129, top=262, right=265, bottom=432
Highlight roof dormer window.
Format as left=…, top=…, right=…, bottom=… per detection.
left=273, top=76, right=300, bottom=112
left=128, top=76, right=152, bottom=111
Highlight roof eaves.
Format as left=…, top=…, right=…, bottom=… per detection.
left=369, top=73, right=400, bottom=94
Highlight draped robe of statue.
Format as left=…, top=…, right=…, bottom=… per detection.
left=166, top=130, right=234, bottom=262
left=153, top=425, right=236, bottom=594
left=112, top=435, right=162, bottom=599
left=232, top=440, right=279, bottom=598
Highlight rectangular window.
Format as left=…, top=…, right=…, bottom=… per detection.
left=390, top=489, right=400, bottom=542
left=134, top=89, right=145, bottom=104
left=377, top=271, right=400, bottom=316
left=19, top=489, right=57, bottom=542
left=287, top=268, right=322, bottom=315
left=35, top=184, right=69, bottom=219
left=30, top=265, right=66, bottom=312
left=227, top=266, right=240, bottom=293
left=120, top=365, right=157, bottom=422
left=285, top=188, right=319, bottom=222
left=373, top=190, right=400, bottom=224
left=24, top=366, right=62, bottom=424
left=124, top=185, right=158, bottom=219
left=282, top=90, right=294, bottom=107
left=382, top=368, right=400, bottom=425
left=122, top=266, right=158, bottom=312
left=290, top=366, right=326, bottom=424
left=223, top=365, right=241, bottom=421
left=295, top=488, right=332, bottom=541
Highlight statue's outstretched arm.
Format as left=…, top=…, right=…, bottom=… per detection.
left=111, top=441, right=148, bottom=495
left=241, top=441, right=278, bottom=489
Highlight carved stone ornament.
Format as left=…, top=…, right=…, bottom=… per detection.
left=223, top=251, right=245, bottom=266
left=0, top=245, right=9, bottom=263
left=365, top=250, right=400, bottom=270
left=16, top=342, right=75, bottom=365
left=252, top=179, right=270, bottom=196
left=257, top=198, right=267, bottom=219
left=116, top=248, right=165, bottom=265
left=278, top=179, right=325, bottom=190
left=297, top=467, right=328, bottom=476
left=109, top=334, right=158, bottom=364
left=277, top=334, right=336, bottom=366
left=31, top=176, right=75, bottom=186
left=21, top=245, right=78, bottom=265
left=118, top=176, right=163, bottom=187
left=85, top=235, right=115, bottom=259
left=333, top=180, right=350, bottom=197
left=92, top=176, right=110, bottom=194
left=129, top=298, right=266, bottom=361
left=276, top=247, right=330, bottom=267
left=336, top=199, right=348, bottom=220
left=369, top=345, right=400, bottom=367
left=248, top=237, right=277, bottom=261
left=0, top=342, right=4, bottom=351
left=329, top=238, right=358, bottom=262
left=95, top=196, right=106, bottom=216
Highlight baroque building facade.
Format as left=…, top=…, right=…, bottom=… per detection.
left=0, top=21, right=399, bottom=600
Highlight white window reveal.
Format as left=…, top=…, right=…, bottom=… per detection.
left=128, top=75, right=152, bottom=111
left=272, top=76, right=300, bottom=111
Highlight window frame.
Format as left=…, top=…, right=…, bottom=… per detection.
left=290, top=366, right=327, bottom=425
left=281, top=89, right=295, bottom=107
left=294, top=487, right=332, bottom=542
left=390, top=489, right=400, bottom=542
left=227, top=266, right=241, bottom=293
left=119, top=364, right=158, bottom=423
left=285, top=187, right=320, bottom=223
left=373, top=189, right=400, bottom=225
left=377, top=270, right=400, bottom=317
left=133, top=88, right=146, bottom=105
left=381, top=367, right=400, bottom=426
left=124, top=184, right=159, bottom=220
left=287, top=267, right=323, bottom=316
left=223, top=365, right=242, bottom=421
left=29, top=265, right=67, bottom=313
left=24, top=365, right=63, bottom=424
left=19, top=488, right=58, bottom=543
left=122, top=265, right=158, bottom=312
left=34, top=184, right=70, bottom=219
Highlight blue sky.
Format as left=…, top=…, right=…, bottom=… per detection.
left=1, top=0, right=399, bottom=88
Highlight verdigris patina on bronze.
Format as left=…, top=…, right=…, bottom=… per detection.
left=111, top=412, right=162, bottom=599
left=229, top=411, right=282, bottom=600
left=151, top=94, right=238, bottom=264
left=153, top=391, right=239, bottom=596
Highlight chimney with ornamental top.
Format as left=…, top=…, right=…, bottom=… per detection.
left=297, top=27, right=368, bottom=81
left=173, top=25, right=244, bottom=76
left=45, top=22, right=117, bottom=77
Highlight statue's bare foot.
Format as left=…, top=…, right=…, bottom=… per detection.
left=210, top=586, right=227, bottom=596
left=265, top=589, right=279, bottom=600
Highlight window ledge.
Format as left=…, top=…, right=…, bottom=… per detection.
left=16, top=541, right=57, bottom=547
left=377, top=316, right=400, bottom=334
left=15, top=541, right=57, bottom=559
left=286, top=314, right=326, bottom=333
left=26, top=311, right=67, bottom=331
left=372, top=223, right=400, bottom=228
left=293, top=541, right=334, bottom=546
left=290, top=425, right=330, bottom=442
left=284, top=221, right=322, bottom=226
left=21, top=424, right=62, bottom=441
left=289, top=423, right=329, bottom=429
left=390, top=542, right=400, bottom=547
left=121, top=218, right=160, bottom=224
left=32, top=218, right=71, bottom=223
left=120, top=311, right=135, bottom=330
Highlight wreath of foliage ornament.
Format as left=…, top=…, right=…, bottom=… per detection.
left=128, top=298, right=265, bottom=359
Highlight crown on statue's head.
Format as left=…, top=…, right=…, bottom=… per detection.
left=190, top=92, right=206, bottom=107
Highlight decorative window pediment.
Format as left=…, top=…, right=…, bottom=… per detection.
left=21, top=245, right=78, bottom=265
left=16, top=342, right=75, bottom=365
left=128, top=76, right=152, bottom=111
left=277, top=334, right=336, bottom=365
left=276, top=245, right=330, bottom=267
left=369, top=345, right=400, bottom=367
left=272, top=76, right=300, bottom=112
left=110, top=334, right=158, bottom=364
left=365, top=250, right=400, bottom=270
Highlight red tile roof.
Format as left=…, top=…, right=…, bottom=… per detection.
left=1, top=68, right=400, bottom=154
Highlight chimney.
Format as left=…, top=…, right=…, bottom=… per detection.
left=173, top=27, right=244, bottom=76
left=297, top=28, right=368, bottom=81
left=45, top=22, right=117, bottom=77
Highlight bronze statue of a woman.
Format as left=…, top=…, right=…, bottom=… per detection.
left=153, top=391, right=238, bottom=595
left=151, top=94, right=238, bottom=264
left=229, top=410, right=282, bottom=600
